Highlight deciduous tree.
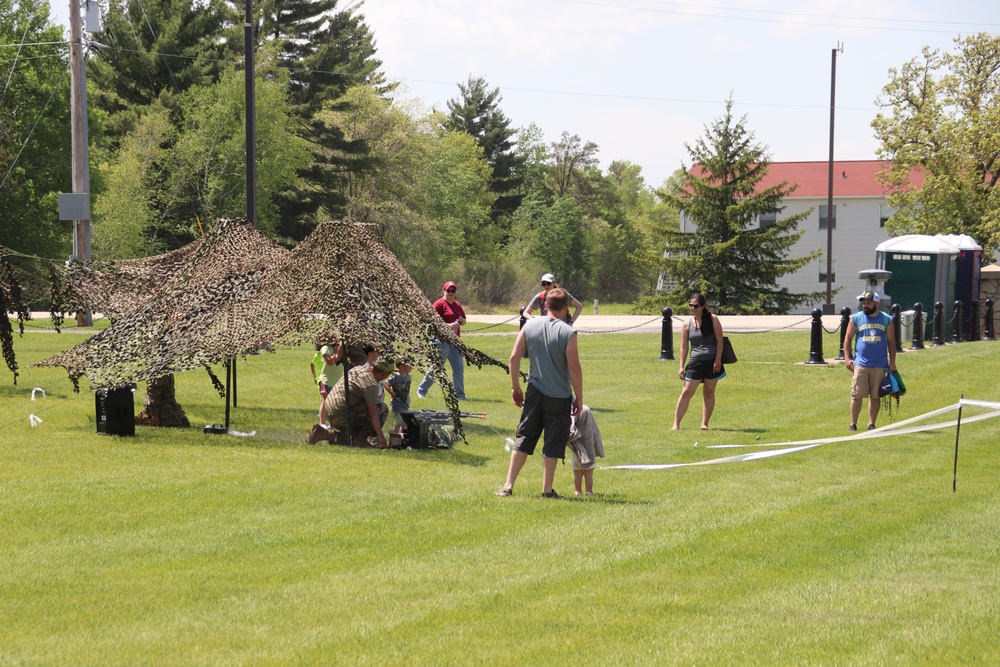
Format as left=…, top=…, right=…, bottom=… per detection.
left=0, top=0, right=72, bottom=260
left=873, top=33, right=1000, bottom=260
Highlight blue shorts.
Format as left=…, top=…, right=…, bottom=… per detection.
left=684, top=358, right=726, bottom=382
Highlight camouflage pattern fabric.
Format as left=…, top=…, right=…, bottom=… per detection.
left=34, top=218, right=508, bottom=439
left=0, top=254, right=30, bottom=384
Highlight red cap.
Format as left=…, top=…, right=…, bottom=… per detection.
left=443, top=281, right=457, bottom=291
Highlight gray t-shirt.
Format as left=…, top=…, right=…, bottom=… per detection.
left=523, top=316, right=576, bottom=399
left=688, top=317, right=718, bottom=362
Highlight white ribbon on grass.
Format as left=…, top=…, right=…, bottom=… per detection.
left=603, top=399, right=1000, bottom=471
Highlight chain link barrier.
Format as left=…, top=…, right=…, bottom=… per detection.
left=577, top=315, right=663, bottom=335
left=462, top=315, right=519, bottom=332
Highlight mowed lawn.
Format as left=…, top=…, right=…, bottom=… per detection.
left=2, top=326, right=1000, bottom=665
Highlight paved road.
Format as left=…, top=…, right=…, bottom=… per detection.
left=465, top=313, right=830, bottom=334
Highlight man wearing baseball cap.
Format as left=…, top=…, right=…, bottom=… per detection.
left=843, top=291, right=897, bottom=432
left=417, top=281, right=468, bottom=400
left=310, top=357, right=395, bottom=448
left=523, top=273, right=583, bottom=325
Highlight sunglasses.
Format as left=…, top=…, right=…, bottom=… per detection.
left=688, top=303, right=701, bottom=308
left=446, top=288, right=457, bottom=293
left=541, top=281, right=552, bottom=287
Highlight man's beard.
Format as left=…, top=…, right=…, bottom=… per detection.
left=863, top=304, right=878, bottom=315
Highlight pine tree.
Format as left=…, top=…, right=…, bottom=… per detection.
left=263, top=2, right=385, bottom=240
left=445, top=76, right=526, bottom=223
left=658, top=99, right=822, bottom=314
left=88, top=0, right=235, bottom=145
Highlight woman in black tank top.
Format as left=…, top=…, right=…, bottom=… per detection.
left=672, top=293, right=726, bottom=430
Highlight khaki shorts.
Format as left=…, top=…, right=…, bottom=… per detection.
left=852, top=366, right=886, bottom=401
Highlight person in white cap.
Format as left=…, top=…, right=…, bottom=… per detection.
left=843, top=290, right=897, bottom=432
left=523, top=273, right=582, bottom=325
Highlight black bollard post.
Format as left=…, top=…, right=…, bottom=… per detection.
left=951, top=300, right=964, bottom=343
left=909, top=303, right=925, bottom=350
left=931, top=302, right=945, bottom=347
left=659, top=307, right=674, bottom=361
left=224, top=358, right=232, bottom=430
left=985, top=299, right=996, bottom=340
left=806, top=308, right=826, bottom=364
left=519, top=307, right=528, bottom=358
left=891, top=303, right=903, bottom=353
left=836, top=306, right=851, bottom=360
left=969, top=300, right=981, bottom=341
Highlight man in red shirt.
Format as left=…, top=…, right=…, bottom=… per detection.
left=417, top=281, right=468, bottom=400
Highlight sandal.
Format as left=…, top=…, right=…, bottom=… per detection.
left=493, top=487, right=513, bottom=497
left=540, top=489, right=561, bottom=499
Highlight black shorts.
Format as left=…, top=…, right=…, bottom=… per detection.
left=684, top=358, right=726, bottom=381
left=513, top=384, right=572, bottom=459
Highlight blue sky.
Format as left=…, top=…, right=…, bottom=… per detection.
left=52, top=0, right=1000, bottom=188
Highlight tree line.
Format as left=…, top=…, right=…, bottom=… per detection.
left=3, top=0, right=998, bottom=313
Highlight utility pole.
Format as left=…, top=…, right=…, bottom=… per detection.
left=244, top=0, right=257, bottom=226
left=69, top=0, right=92, bottom=325
left=824, top=42, right=843, bottom=316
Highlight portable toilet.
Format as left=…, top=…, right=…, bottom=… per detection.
left=936, top=234, right=982, bottom=322
left=876, top=235, right=958, bottom=338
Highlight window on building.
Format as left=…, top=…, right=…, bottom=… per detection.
left=880, top=204, right=896, bottom=228
left=819, top=205, right=836, bottom=230
left=819, top=259, right=836, bottom=284
left=758, top=211, right=777, bottom=229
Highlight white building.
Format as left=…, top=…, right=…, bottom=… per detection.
left=678, top=160, right=923, bottom=315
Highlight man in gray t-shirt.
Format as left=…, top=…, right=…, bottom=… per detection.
left=495, top=288, right=584, bottom=499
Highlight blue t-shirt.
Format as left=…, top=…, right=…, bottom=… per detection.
left=523, top=316, right=576, bottom=399
left=852, top=310, right=892, bottom=368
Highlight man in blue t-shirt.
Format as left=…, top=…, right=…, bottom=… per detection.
left=843, top=291, right=897, bottom=432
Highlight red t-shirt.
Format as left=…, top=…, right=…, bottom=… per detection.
left=433, top=298, right=466, bottom=337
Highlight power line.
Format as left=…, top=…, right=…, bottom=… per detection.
left=393, top=77, right=878, bottom=113
left=552, top=0, right=1000, bottom=35
left=617, top=0, right=1000, bottom=29
left=3, top=39, right=883, bottom=115
left=0, top=23, right=30, bottom=110
left=0, top=66, right=70, bottom=195
left=0, top=40, right=67, bottom=48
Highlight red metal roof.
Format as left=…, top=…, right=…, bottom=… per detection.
left=687, top=160, right=925, bottom=198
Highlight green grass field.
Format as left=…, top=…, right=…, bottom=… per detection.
left=2, top=328, right=999, bottom=665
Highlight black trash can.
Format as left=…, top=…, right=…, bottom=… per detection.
left=96, top=386, right=136, bottom=436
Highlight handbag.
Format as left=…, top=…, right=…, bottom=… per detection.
left=721, top=336, right=737, bottom=364
left=878, top=373, right=893, bottom=397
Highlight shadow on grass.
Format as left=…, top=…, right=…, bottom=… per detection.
left=129, top=423, right=493, bottom=467
left=537, top=493, right=650, bottom=506
left=702, top=427, right=768, bottom=434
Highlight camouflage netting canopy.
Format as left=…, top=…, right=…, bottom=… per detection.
left=1, top=253, right=31, bottom=383
left=36, top=218, right=509, bottom=434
